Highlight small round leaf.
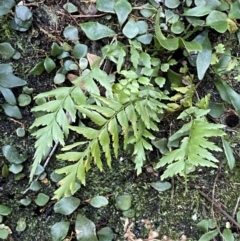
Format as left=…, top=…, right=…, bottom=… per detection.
left=90, top=196, right=108, bottom=208
left=54, top=73, right=65, bottom=84
left=34, top=193, right=50, bottom=206
left=19, top=198, right=32, bottom=206
left=16, top=128, right=25, bottom=137
left=0, top=205, right=12, bottom=216
left=16, top=218, right=27, bottom=232
left=0, top=229, right=9, bottom=239
left=18, top=94, right=31, bottom=106
left=44, top=57, right=56, bottom=73
left=73, top=43, right=88, bottom=59
left=115, top=194, right=132, bottom=211
left=123, top=18, right=139, bottom=39
left=9, top=164, right=23, bottom=174
left=150, top=181, right=172, bottom=192
left=63, top=25, right=79, bottom=41
left=51, top=221, right=70, bottom=241
left=54, top=197, right=80, bottom=215
left=97, top=227, right=114, bottom=241
left=29, top=180, right=41, bottom=191
left=0, top=42, right=15, bottom=59
left=63, top=3, right=78, bottom=13
left=171, top=21, right=185, bottom=34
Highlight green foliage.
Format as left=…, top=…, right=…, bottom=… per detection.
left=156, top=106, right=225, bottom=180
left=29, top=86, right=86, bottom=181
left=0, top=0, right=15, bottom=16
left=29, top=0, right=239, bottom=201
left=0, top=64, right=26, bottom=119
left=197, top=218, right=235, bottom=241
left=10, top=5, right=33, bottom=32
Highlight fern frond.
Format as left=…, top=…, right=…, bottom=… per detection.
left=54, top=91, right=168, bottom=199
left=29, top=86, right=86, bottom=181
left=156, top=112, right=226, bottom=180
left=53, top=161, right=85, bottom=200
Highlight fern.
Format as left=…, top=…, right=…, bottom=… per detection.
left=29, top=86, right=86, bottom=181
left=155, top=107, right=226, bottom=180
left=54, top=86, right=168, bottom=199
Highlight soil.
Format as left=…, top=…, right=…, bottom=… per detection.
left=1, top=1, right=240, bottom=241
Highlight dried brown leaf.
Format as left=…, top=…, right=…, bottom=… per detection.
left=87, top=53, right=100, bottom=67
left=148, top=230, right=159, bottom=240
left=67, top=73, right=85, bottom=91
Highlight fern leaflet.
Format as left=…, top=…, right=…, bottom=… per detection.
left=29, top=86, right=86, bottom=181
left=155, top=107, right=226, bottom=180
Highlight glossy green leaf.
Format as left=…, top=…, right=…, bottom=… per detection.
left=18, top=94, right=31, bottom=106
left=51, top=43, right=63, bottom=56
left=171, top=21, right=184, bottom=34
left=183, top=6, right=211, bottom=16
left=75, top=215, right=98, bottom=241
left=0, top=0, right=15, bottom=16
left=114, top=0, right=132, bottom=26
left=80, top=22, right=116, bottom=40
left=222, top=137, right=235, bottom=170
left=157, top=37, right=179, bottom=51
left=122, top=209, right=135, bottom=218
left=54, top=73, right=65, bottom=84
left=115, top=194, right=132, bottom=211
left=97, top=227, right=114, bottom=241
left=29, top=180, right=41, bottom=191
left=0, top=86, right=16, bottom=105
left=90, top=196, right=109, bottom=208
left=73, top=43, right=88, bottom=59
left=13, top=5, right=32, bottom=31
left=2, top=145, right=26, bottom=164
left=96, top=0, right=115, bottom=13
left=194, top=31, right=212, bottom=80
left=34, top=193, right=50, bottom=206
left=1, top=164, right=9, bottom=178
left=222, top=228, right=234, bottom=241
left=150, top=181, right=171, bottom=192
left=136, top=21, right=148, bottom=34
left=63, top=3, right=78, bottom=13
left=237, top=211, right=240, bottom=224
left=213, top=79, right=240, bottom=114
left=9, top=164, right=23, bottom=174
left=0, top=205, right=12, bottom=216
left=0, top=42, right=15, bottom=59
left=122, top=18, right=139, bottom=39
left=44, top=57, right=56, bottom=73
left=209, top=102, right=225, bottom=118
left=228, top=1, right=240, bottom=19
left=54, top=197, right=80, bottom=215
left=0, top=64, right=27, bottom=88
left=196, top=219, right=211, bottom=233
left=16, top=218, right=27, bottom=232
left=15, top=5, right=32, bottom=21
left=137, top=34, right=153, bottom=44
left=29, top=61, right=45, bottom=75
left=63, top=25, right=79, bottom=41
left=154, top=7, right=166, bottom=41
left=51, top=221, right=70, bottom=241
left=199, top=229, right=218, bottom=241
left=140, top=3, right=156, bottom=18
left=180, top=38, right=202, bottom=52
left=0, top=229, right=9, bottom=239
left=165, top=0, right=180, bottom=8
left=79, top=58, right=88, bottom=70
left=206, top=10, right=228, bottom=33
left=19, top=198, right=32, bottom=206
